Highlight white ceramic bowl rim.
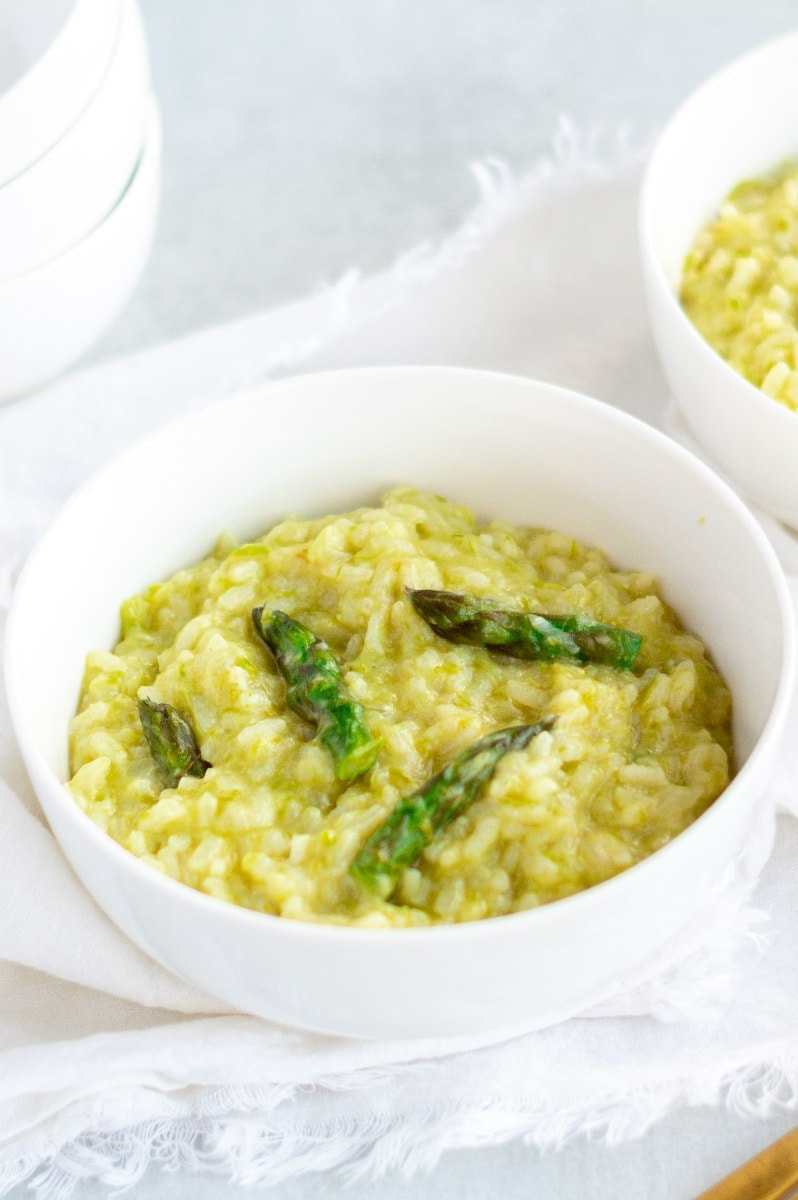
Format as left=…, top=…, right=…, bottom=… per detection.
left=0, top=0, right=148, bottom=284
left=6, top=366, right=795, bottom=947
left=0, top=103, right=152, bottom=296
left=0, top=96, right=160, bottom=402
left=0, top=0, right=121, bottom=187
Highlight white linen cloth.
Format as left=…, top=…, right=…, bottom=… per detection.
left=3, top=126, right=798, bottom=1195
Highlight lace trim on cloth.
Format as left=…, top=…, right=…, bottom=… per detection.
left=6, top=1045, right=798, bottom=1197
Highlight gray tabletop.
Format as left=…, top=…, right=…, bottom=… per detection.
left=16, top=2, right=798, bottom=1197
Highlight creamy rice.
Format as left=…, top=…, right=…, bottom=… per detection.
left=68, top=487, right=733, bottom=927
left=681, top=161, right=798, bottom=411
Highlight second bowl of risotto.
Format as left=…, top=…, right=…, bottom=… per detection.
left=5, top=367, right=794, bottom=1037
left=640, top=30, right=798, bottom=528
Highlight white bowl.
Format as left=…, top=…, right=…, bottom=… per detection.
left=0, top=98, right=160, bottom=403
left=640, top=31, right=798, bottom=529
left=0, top=0, right=121, bottom=187
left=5, top=367, right=794, bottom=1039
left=0, top=0, right=148, bottom=282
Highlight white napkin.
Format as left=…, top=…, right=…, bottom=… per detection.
left=3, top=127, right=798, bottom=1196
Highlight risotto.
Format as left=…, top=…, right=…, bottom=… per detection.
left=681, top=160, right=798, bottom=412
left=68, top=487, right=733, bottom=928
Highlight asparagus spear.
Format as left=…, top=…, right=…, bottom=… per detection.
left=138, top=698, right=209, bottom=788
left=408, top=589, right=642, bottom=670
left=252, top=607, right=380, bottom=781
left=350, top=719, right=554, bottom=898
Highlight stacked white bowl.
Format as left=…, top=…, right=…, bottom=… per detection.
left=0, top=0, right=160, bottom=401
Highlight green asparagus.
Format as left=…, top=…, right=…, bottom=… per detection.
left=252, top=607, right=380, bottom=781
left=408, top=589, right=642, bottom=669
left=350, top=719, right=554, bottom=898
left=137, top=698, right=209, bottom=788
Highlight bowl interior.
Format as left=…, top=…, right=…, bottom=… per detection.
left=643, top=31, right=798, bottom=291
left=7, top=368, right=790, bottom=804
left=0, top=0, right=74, bottom=92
